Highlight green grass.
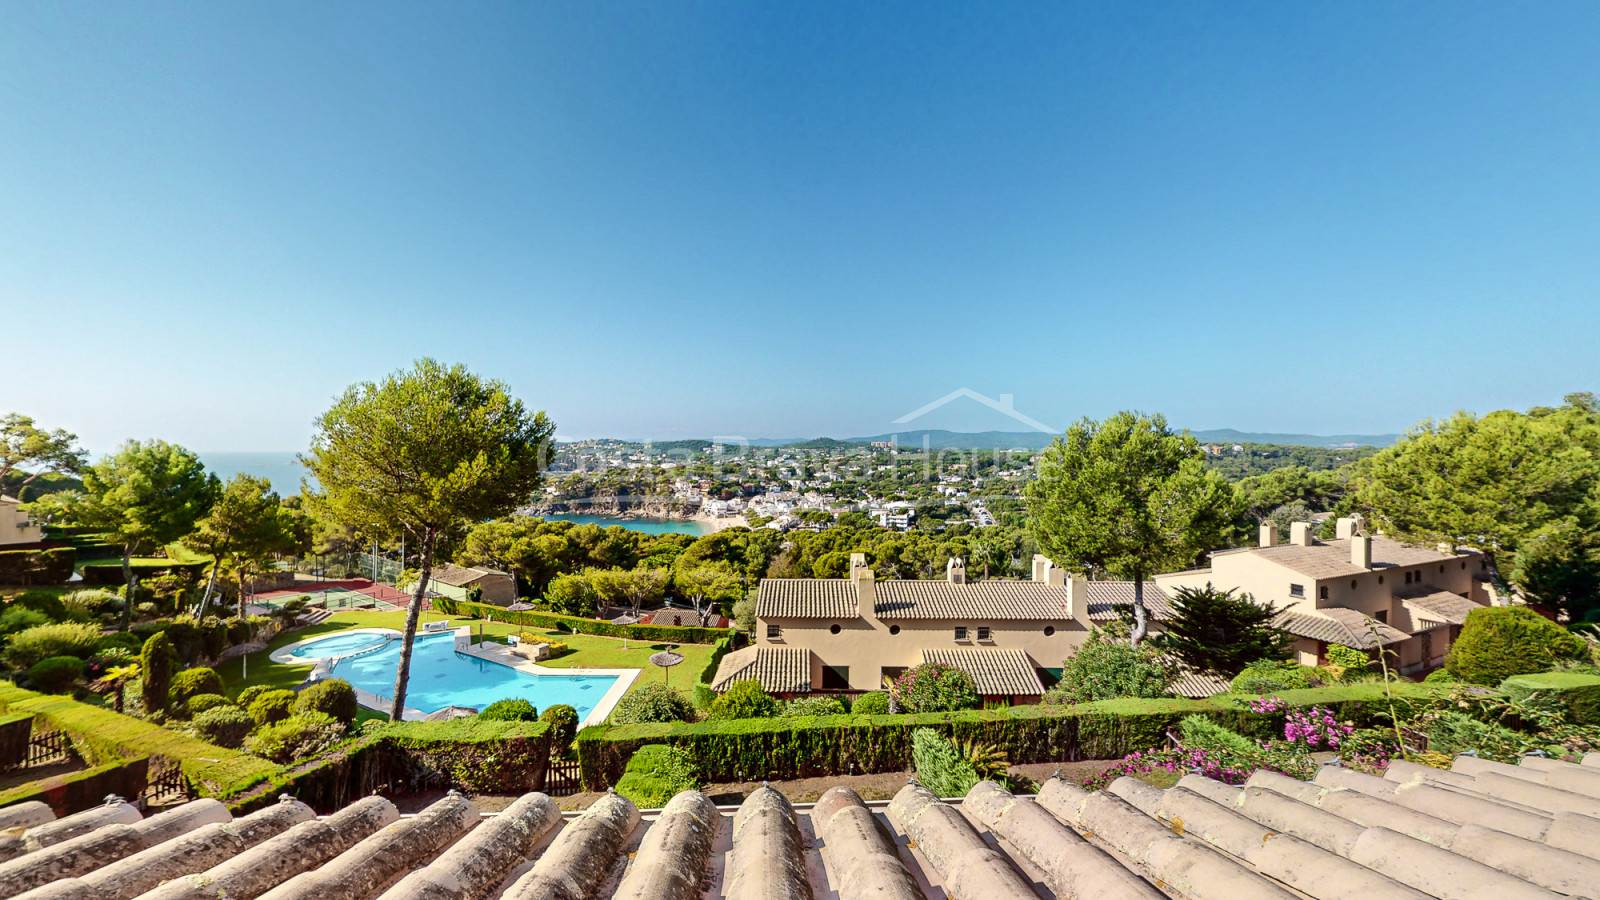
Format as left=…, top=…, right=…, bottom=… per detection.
left=216, top=609, right=715, bottom=710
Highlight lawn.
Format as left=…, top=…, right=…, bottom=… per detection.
left=212, top=608, right=717, bottom=718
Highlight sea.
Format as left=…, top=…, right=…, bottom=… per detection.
left=539, top=513, right=711, bottom=535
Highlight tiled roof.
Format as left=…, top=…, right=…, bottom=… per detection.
left=919, top=647, right=1046, bottom=696
left=8, top=752, right=1599, bottom=900
left=875, top=581, right=1070, bottom=620
left=756, top=579, right=858, bottom=619
left=1233, top=537, right=1463, bottom=580
left=1085, top=582, right=1173, bottom=622
left=1169, top=666, right=1232, bottom=698
left=1275, top=607, right=1411, bottom=648
left=1397, top=588, right=1480, bottom=626
left=428, top=564, right=505, bottom=587
left=710, top=645, right=811, bottom=693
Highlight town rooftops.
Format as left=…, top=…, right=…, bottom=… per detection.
left=1209, top=536, right=1468, bottom=581
left=6, top=751, right=1599, bottom=900
left=426, top=563, right=509, bottom=587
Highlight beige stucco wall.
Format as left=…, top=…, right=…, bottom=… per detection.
left=0, top=499, right=42, bottom=547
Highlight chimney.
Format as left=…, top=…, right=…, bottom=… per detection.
left=1335, top=517, right=1356, bottom=540
left=946, top=557, right=966, bottom=584
left=1259, top=523, right=1279, bottom=547
left=1067, top=574, right=1091, bottom=628
left=1351, top=535, right=1372, bottom=569
left=1437, top=542, right=1454, bottom=556
left=849, top=553, right=876, bottom=619
left=1031, top=554, right=1049, bottom=581
left=1290, top=522, right=1314, bottom=547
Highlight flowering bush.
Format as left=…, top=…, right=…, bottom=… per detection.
left=894, top=663, right=981, bottom=713
left=1284, top=705, right=1354, bottom=750
left=1084, top=747, right=1255, bottom=790
left=1339, top=728, right=1400, bottom=774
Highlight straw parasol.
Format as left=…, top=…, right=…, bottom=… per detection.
left=506, top=602, right=536, bottom=612
left=650, top=647, right=686, bottom=687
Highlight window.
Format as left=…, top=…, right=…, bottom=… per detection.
left=821, top=666, right=850, bottom=690
left=1375, top=610, right=1389, bottom=624
left=1404, top=571, right=1413, bottom=584
left=1290, top=584, right=1305, bottom=598
left=881, top=666, right=908, bottom=684
left=1351, top=580, right=1358, bottom=590
left=1440, top=565, right=1445, bottom=573
left=829, top=624, right=841, bottom=635
left=1319, top=586, right=1329, bottom=600
left=977, top=626, right=991, bottom=641
left=1037, top=667, right=1063, bottom=689
left=766, top=623, right=781, bottom=640
left=954, top=626, right=969, bottom=641
left=888, top=624, right=901, bottom=635
left=1043, top=625, right=1056, bottom=636
left=1378, top=575, right=1384, bottom=584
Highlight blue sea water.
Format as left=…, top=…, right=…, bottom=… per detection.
left=325, top=631, right=619, bottom=718
left=198, top=451, right=312, bottom=496
left=540, top=513, right=710, bottom=535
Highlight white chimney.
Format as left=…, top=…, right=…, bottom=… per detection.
left=1259, top=523, right=1279, bottom=547
left=1335, top=517, right=1356, bottom=540
left=1290, top=522, right=1314, bottom=547
left=849, top=553, right=876, bottom=619
left=946, top=557, right=966, bottom=584
left=1351, top=535, right=1372, bottom=569
left=1068, top=574, right=1090, bottom=627
left=1032, top=553, right=1050, bottom=581
left=1437, top=542, right=1454, bottom=556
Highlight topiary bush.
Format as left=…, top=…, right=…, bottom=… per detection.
left=3, top=622, right=102, bottom=669
left=247, top=689, right=298, bottom=726
left=295, top=678, right=358, bottom=726
left=1500, top=672, right=1600, bottom=726
left=1229, top=660, right=1315, bottom=695
left=1446, top=607, right=1586, bottom=685
left=94, top=632, right=143, bottom=654
left=912, top=727, right=980, bottom=798
left=782, top=695, right=846, bottom=717
left=193, top=705, right=254, bottom=748
left=611, top=682, right=695, bottom=725
left=247, top=711, right=348, bottom=763
left=613, top=744, right=699, bottom=809
left=26, top=655, right=84, bottom=693
left=225, top=617, right=253, bottom=645
left=709, top=680, right=780, bottom=720
left=540, top=704, right=580, bottom=755
left=894, top=663, right=981, bottom=713
left=480, top=698, right=539, bottom=721
left=169, top=667, right=225, bottom=712
left=185, top=693, right=234, bottom=716
left=236, top=684, right=275, bottom=708
left=1050, top=627, right=1173, bottom=703
left=851, top=691, right=891, bottom=715
left=140, top=632, right=174, bottom=715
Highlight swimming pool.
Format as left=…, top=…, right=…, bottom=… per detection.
left=284, top=631, right=393, bottom=659
left=325, top=632, right=623, bottom=721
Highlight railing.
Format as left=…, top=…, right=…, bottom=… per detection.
left=545, top=757, right=583, bottom=796
left=140, top=761, right=194, bottom=809
left=26, top=730, right=70, bottom=767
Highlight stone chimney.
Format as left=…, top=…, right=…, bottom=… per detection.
left=1335, top=517, right=1356, bottom=540
left=946, top=557, right=966, bottom=584
left=1259, top=523, right=1279, bottom=547
left=1351, top=535, right=1372, bottom=569
left=849, top=553, right=876, bottom=620
left=1068, top=574, right=1091, bottom=629
left=1289, top=522, right=1314, bottom=547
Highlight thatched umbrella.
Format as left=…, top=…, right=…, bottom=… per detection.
left=650, top=648, right=685, bottom=688
left=506, top=602, right=536, bottom=612
left=423, top=706, right=479, bottom=721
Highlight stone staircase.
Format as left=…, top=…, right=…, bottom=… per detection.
left=297, top=608, right=334, bottom=626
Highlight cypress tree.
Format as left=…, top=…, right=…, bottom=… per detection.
left=140, top=632, right=174, bottom=716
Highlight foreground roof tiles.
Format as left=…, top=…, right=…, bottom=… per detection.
left=919, top=647, right=1046, bottom=696
left=4, top=750, right=1600, bottom=900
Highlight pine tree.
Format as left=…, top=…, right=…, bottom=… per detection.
left=1160, top=583, right=1293, bottom=677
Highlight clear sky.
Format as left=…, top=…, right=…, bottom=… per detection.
left=3, top=2, right=1597, bottom=452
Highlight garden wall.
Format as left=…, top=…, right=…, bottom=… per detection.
left=82, top=559, right=208, bottom=585
left=0, top=547, right=75, bottom=585
left=0, top=711, right=31, bottom=770
left=432, top=597, right=736, bottom=645
left=0, top=757, right=150, bottom=816
left=577, top=683, right=1437, bottom=789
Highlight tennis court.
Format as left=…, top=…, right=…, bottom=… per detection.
left=251, top=579, right=410, bottom=612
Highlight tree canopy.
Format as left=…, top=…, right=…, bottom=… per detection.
left=1026, top=411, right=1240, bottom=642
left=0, top=414, right=86, bottom=500
left=187, top=474, right=295, bottom=617
left=1158, top=583, right=1293, bottom=677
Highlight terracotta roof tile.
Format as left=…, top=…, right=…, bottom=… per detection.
left=919, top=648, right=1046, bottom=696
left=710, top=645, right=811, bottom=693
left=1275, top=607, right=1410, bottom=648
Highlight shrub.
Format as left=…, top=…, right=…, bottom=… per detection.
left=169, top=668, right=225, bottom=710
left=545, top=640, right=570, bottom=657
left=782, top=695, right=846, bottom=717
left=236, top=684, right=275, bottom=708
left=895, top=664, right=981, bottom=713
left=912, top=727, right=980, bottom=798
left=1229, top=660, right=1315, bottom=695
left=247, top=711, right=347, bottom=763
left=709, top=680, right=780, bottom=720
left=1054, top=628, right=1173, bottom=702
left=192, top=705, right=254, bottom=748
left=1447, top=607, right=1586, bottom=685
left=247, top=689, right=298, bottom=726
left=94, top=632, right=142, bottom=654
left=185, top=693, right=233, bottom=716
left=295, top=679, right=358, bottom=726
left=27, top=655, right=84, bottom=693
left=1425, top=711, right=1529, bottom=762
left=3, top=622, right=102, bottom=669
left=611, top=683, right=695, bottom=725
left=62, top=589, right=120, bottom=615
left=540, top=704, right=579, bottom=754
left=225, top=618, right=253, bottom=645
left=480, top=698, right=539, bottom=721
left=1325, top=645, right=1372, bottom=672
left=614, top=744, right=699, bottom=809
left=0, top=606, right=50, bottom=637
left=1424, top=668, right=1457, bottom=683
left=12, top=590, right=68, bottom=621
left=851, top=691, right=890, bottom=715
left=1179, top=714, right=1260, bottom=758
left=1500, top=672, right=1600, bottom=726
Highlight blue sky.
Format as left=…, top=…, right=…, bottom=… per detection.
left=3, top=2, right=1597, bottom=452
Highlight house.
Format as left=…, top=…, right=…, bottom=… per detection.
left=426, top=564, right=517, bottom=606
left=719, top=552, right=1172, bottom=701
left=0, top=496, right=43, bottom=547
left=1155, top=517, right=1489, bottom=675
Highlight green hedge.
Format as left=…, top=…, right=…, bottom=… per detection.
left=0, top=757, right=149, bottom=816
left=576, top=683, right=1437, bottom=789
left=693, top=634, right=737, bottom=708
left=0, top=683, right=278, bottom=798
left=431, top=597, right=733, bottom=644
left=0, top=547, right=75, bottom=585
left=81, top=559, right=208, bottom=585
left=1500, top=672, right=1600, bottom=726
left=0, top=711, right=31, bottom=770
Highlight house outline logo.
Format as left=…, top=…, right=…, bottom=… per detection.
left=892, top=388, right=1057, bottom=434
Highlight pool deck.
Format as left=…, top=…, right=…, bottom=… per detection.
left=275, top=624, right=641, bottom=726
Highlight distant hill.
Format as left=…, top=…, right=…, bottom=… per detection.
left=1187, top=429, right=1399, bottom=449
left=596, top=428, right=1400, bottom=452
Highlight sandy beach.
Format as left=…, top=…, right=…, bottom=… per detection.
left=691, top=513, right=751, bottom=532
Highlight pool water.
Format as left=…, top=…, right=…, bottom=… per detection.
left=328, top=633, right=619, bottom=719
left=287, top=632, right=391, bottom=658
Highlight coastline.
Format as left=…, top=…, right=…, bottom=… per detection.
left=690, top=513, right=751, bottom=533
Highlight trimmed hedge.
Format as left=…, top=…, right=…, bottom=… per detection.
left=1501, top=672, right=1600, bottom=726
left=0, top=757, right=149, bottom=816
left=0, top=547, right=75, bottom=585
left=432, top=596, right=733, bottom=644
left=0, top=711, right=31, bottom=770
left=693, top=634, right=737, bottom=708
left=576, top=683, right=1439, bottom=789
left=81, top=559, right=207, bottom=585
left=0, top=683, right=278, bottom=798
